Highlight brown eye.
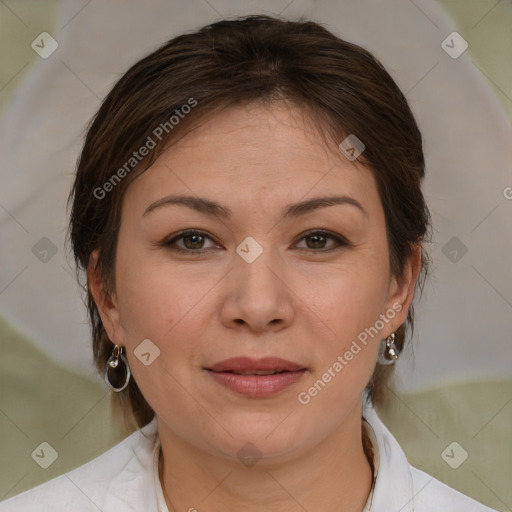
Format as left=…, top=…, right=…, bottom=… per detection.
left=295, top=230, right=350, bottom=252
left=163, top=230, right=219, bottom=253
left=305, top=233, right=328, bottom=249
left=182, top=233, right=206, bottom=250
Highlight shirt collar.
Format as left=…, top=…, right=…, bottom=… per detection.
left=363, top=397, right=415, bottom=511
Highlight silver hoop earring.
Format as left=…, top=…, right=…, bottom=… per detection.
left=104, top=345, right=131, bottom=392
left=378, top=332, right=399, bottom=365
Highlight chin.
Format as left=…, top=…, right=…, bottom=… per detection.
left=200, top=413, right=315, bottom=465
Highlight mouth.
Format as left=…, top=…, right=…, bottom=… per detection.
left=204, top=357, right=307, bottom=397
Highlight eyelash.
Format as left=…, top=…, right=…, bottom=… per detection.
left=161, top=229, right=351, bottom=255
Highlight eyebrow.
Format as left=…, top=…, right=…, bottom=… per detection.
left=142, top=194, right=367, bottom=219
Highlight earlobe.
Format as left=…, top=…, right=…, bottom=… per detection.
left=87, top=250, right=123, bottom=345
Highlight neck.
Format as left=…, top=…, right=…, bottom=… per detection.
left=157, top=406, right=374, bottom=512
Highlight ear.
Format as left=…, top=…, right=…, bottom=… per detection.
left=87, top=250, right=125, bottom=347
left=382, top=244, right=423, bottom=338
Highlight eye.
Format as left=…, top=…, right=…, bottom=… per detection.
left=162, top=230, right=220, bottom=253
left=294, top=229, right=350, bottom=252
left=160, top=228, right=350, bottom=255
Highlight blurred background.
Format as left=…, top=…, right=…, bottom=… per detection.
left=0, top=0, right=511, bottom=509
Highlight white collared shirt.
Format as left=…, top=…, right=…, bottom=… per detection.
left=1, top=400, right=499, bottom=511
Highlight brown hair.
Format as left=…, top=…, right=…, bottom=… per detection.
left=68, top=14, right=431, bottom=430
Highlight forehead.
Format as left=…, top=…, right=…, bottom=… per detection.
left=122, top=102, right=381, bottom=218
left=158, top=101, right=348, bottom=173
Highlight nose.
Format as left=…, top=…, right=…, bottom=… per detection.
left=219, top=246, right=295, bottom=333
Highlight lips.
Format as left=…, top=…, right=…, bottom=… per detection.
left=205, top=357, right=307, bottom=397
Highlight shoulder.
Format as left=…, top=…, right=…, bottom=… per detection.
left=409, top=465, right=499, bottom=512
left=0, top=419, right=159, bottom=512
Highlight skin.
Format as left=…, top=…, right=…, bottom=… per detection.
left=89, top=100, right=422, bottom=512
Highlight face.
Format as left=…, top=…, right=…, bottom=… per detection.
left=90, top=101, right=418, bottom=464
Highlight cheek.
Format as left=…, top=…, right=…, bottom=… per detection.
left=298, top=255, right=389, bottom=403
left=295, top=272, right=385, bottom=419
left=114, top=249, right=217, bottom=355
left=112, top=257, right=211, bottom=412
left=305, top=262, right=389, bottom=341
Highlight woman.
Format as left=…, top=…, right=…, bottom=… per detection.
left=1, top=15, right=499, bottom=512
